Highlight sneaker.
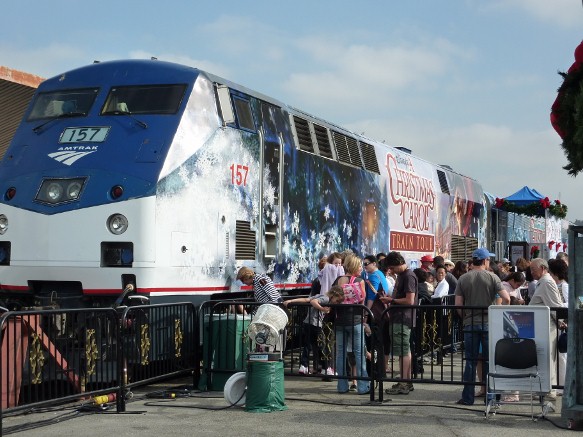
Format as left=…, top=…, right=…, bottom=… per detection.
left=385, top=382, right=400, bottom=394
left=325, top=367, right=335, bottom=376
left=406, top=382, right=414, bottom=392
left=501, top=394, right=519, bottom=402
left=546, top=391, right=557, bottom=401
left=385, top=382, right=410, bottom=395
left=349, top=383, right=357, bottom=392
left=456, top=399, right=473, bottom=405
left=298, top=365, right=309, bottom=375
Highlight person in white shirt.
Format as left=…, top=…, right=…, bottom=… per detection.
left=433, top=264, right=449, bottom=298
left=529, top=258, right=566, bottom=399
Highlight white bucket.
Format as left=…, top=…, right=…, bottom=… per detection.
left=224, top=372, right=246, bottom=406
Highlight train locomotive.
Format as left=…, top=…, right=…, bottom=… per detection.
left=0, top=59, right=491, bottom=310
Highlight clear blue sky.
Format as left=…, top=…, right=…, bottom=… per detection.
left=2, top=0, right=583, bottom=220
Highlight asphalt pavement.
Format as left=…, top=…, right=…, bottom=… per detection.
left=0, top=374, right=572, bottom=436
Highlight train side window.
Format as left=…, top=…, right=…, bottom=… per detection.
left=232, top=96, right=256, bottom=132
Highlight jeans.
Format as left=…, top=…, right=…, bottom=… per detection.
left=335, top=323, right=369, bottom=394
left=462, top=324, right=489, bottom=404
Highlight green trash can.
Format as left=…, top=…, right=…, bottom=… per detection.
left=245, top=360, right=287, bottom=413
left=199, top=314, right=251, bottom=391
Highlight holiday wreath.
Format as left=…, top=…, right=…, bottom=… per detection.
left=494, top=196, right=567, bottom=219
left=551, top=40, right=583, bottom=176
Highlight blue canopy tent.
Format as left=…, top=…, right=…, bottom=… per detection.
left=503, top=186, right=545, bottom=206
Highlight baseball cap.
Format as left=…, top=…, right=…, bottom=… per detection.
left=472, top=248, right=495, bottom=261
left=420, top=254, right=434, bottom=262
left=502, top=257, right=511, bottom=264
left=444, top=259, right=454, bottom=266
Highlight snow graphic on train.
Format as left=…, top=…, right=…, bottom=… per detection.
left=0, top=59, right=492, bottom=309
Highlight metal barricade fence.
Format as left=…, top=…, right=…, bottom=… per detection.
left=119, top=302, right=197, bottom=404
left=0, top=300, right=567, bottom=432
left=195, top=299, right=566, bottom=401
left=380, top=303, right=566, bottom=395
left=0, top=308, right=122, bottom=435
left=279, top=301, right=377, bottom=399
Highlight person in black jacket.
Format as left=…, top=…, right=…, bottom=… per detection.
left=414, top=268, right=433, bottom=305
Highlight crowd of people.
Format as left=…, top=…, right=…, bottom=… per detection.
left=236, top=248, right=570, bottom=404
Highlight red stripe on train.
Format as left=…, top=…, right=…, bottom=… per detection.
left=0, top=283, right=312, bottom=295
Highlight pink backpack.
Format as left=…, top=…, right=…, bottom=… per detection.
left=341, top=276, right=364, bottom=304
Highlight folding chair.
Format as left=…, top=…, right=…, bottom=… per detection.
left=485, top=337, right=551, bottom=420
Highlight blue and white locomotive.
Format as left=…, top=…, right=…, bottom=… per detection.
left=0, top=59, right=487, bottom=309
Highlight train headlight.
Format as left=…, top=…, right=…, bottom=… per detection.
left=47, top=183, right=63, bottom=201
left=67, top=181, right=83, bottom=198
left=36, top=177, right=86, bottom=205
left=0, top=214, right=7, bottom=234
left=107, top=214, right=128, bottom=235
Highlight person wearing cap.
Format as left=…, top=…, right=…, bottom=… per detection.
left=444, top=259, right=455, bottom=271
left=454, top=248, right=509, bottom=406
left=420, top=254, right=433, bottom=272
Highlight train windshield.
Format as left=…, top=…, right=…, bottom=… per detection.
left=27, top=88, right=99, bottom=121
left=101, top=84, right=186, bottom=115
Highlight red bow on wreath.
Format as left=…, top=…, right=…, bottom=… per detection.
left=556, top=242, right=562, bottom=251
left=548, top=240, right=556, bottom=250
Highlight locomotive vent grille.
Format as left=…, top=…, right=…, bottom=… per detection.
left=235, top=220, right=256, bottom=260
left=313, top=123, right=333, bottom=159
left=436, top=170, right=450, bottom=195
left=346, top=136, right=362, bottom=167
left=360, top=142, right=380, bottom=174
left=293, top=116, right=314, bottom=153
left=451, top=235, right=478, bottom=263
left=332, top=131, right=363, bottom=168
left=332, top=131, right=350, bottom=165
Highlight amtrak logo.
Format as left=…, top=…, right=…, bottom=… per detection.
left=48, top=146, right=98, bottom=166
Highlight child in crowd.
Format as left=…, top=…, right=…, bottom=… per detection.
left=284, top=285, right=345, bottom=376
left=319, top=252, right=345, bottom=295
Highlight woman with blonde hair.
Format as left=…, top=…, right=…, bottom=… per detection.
left=332, top=254, right=369, bottom=395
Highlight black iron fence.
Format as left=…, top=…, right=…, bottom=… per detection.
left=0, top=308, right=122, bottom=435
left=119, top=303, right=197, bottom=402
left=0, top=302, right=198, bottom=434
left=278, top=299, right=567, bottom=402
left=0, top=299, right=568, bottom=432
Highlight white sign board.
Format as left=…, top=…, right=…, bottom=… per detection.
left=488, top=305, right=551, bottom=393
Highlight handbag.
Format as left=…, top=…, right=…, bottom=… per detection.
left=558, top=329, right=568, bottom=353
left=366, top=273, right=388, bottom=323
